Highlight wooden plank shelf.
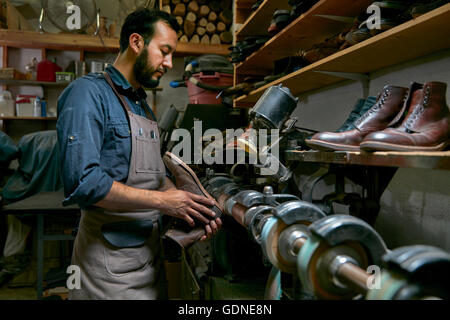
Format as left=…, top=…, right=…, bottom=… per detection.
left=285, top=150, right=450, bottom=171
left=235, top=0, right=255, bottom=29
left=234, top=3, right=450, bottom=106
left=235, top=0, right=373, bottom=74
left=0, top=30, right=230, bottom=56
left=0, top=30, right=120, bottom=52
left=235, top=0, right=291, bottom=40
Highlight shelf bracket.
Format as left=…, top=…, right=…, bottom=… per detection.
left=314, top=14, right=355, bottom=24
left=313, top=70, right=370, bottom=98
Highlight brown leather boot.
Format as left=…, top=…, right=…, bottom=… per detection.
left=306, top=85, right=409, bottom=151
left=361, top=82, right=450, bottom=151
left=162, top=151, right=223, bottom=248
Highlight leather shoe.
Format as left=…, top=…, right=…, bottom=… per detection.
left=162, top=151, right=223, bottom=248
left=337, top=96, right=377, bottom=132
left=306, top=85, right=408, bottom=151
left=360, top=81, right=450, bottom=151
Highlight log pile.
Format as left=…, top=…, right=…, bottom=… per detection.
left=161, top=0, right=233, bottom=45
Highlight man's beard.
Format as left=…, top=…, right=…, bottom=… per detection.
left=133, top=48, right=160, bottom=89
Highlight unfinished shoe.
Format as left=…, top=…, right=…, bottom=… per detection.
left=163, top=151, right=223, bottom=248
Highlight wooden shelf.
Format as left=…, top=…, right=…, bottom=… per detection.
left=0, top=79, right=69, bottom=87
left=285, top=150, right=450, bottom=171
left=0, top=29, right=120, bottom=52
left=234, top=3, right=450, bottom=106
left=235, top=0, right=374, bottom=75
left=235, top=0, right=291, bottom=40
left=235, top=0, right=256, bottom=25
left=0, top=29, right=230, bottom=56
left=174, top=43, right=230, bottom=56
left=0, top=78, right=164, bottom=91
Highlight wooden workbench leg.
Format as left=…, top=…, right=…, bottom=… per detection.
left=37, top=214, right=44, bottom=300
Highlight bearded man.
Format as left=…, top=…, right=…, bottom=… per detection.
left=56, top=8, right=221, bottom=300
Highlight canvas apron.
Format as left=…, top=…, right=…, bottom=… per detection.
left=68, top=72, right=167, bottom=300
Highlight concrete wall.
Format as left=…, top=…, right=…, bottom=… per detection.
left=292, top=48, right=450, bottom=251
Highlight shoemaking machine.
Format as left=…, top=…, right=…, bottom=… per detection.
left=163, top=58, right=450, bottom=300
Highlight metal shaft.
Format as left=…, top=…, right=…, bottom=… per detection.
left=292, top=237, right=307, bottom=255
left=336, top=261, right=371, bottom=293
left=231, top=203, right=248, bottom=227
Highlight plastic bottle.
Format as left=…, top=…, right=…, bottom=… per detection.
left=34, top=96, right=41, bottom=117
left=41, top=99, right=47, bottom=117
left=0, top=91, right=15, bottom=117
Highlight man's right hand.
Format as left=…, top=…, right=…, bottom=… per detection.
left=159, top=189, right=222, bottom=240
left=159, top=189, right=217, bottom=226
left=95, top=181, right=221, bottom=239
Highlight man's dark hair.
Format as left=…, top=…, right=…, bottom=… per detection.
left=119, top=8, right=180, bottom=53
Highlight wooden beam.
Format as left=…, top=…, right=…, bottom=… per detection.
left=2, top=45, right=8, bottom=67
left=0, top=30, right=230, bottom=56
left=0, top=30, right=120, bottom=52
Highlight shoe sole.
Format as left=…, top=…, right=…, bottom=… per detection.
left=360, top=140, right=450, bottom=152
left=164, top=152, right=224, bottom=215
left=306, top=139, right=361, bottom=152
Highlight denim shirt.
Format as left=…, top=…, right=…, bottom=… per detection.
left=57, top=65, right=157, bottom=209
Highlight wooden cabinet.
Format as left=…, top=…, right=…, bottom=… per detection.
left=232, top=0, right=450, bottom=170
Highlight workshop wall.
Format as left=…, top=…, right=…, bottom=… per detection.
left=153, top=57, right=190, bottom=119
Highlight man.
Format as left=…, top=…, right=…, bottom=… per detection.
left=57, top=8, right=221, bottom=300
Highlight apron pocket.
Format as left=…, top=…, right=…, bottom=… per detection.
left=135, top=136, right=163, bottom=173
left=104, top=244, right=153, bottom=276
left=101, top=219, right=153, bottom=248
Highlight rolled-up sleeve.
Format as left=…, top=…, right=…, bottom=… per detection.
left=57, top=78, right=114, bottom=208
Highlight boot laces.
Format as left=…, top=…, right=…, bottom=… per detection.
left=405, top=86, right=430, bottom=127
left=356, top=89, right=390, bottom=124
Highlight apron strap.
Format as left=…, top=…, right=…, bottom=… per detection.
left=102, top=71, right=156, bottom=121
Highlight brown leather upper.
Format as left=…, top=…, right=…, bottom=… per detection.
left=162, top=151, right=223, bottom=248
left=361, top=82, right=450, bottom=151
left=306, top=85, right=408, bottom=151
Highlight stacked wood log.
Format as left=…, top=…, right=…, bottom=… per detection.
left=161, top=0, right=233, bottom=45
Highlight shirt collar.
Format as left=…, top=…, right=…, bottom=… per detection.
left=105, top=65, right=147, bottom=100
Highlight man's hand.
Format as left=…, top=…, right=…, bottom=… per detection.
left=95, top=181, right=222, bottom=239
left=200, top=217, right=222, bottom=241
left=159, top=189, right=221, bottom=234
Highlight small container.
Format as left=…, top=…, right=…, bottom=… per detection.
left=37, top=59, right=62, bottom=82
left=75, top=61, right=86, bottom=78
left=55, top=72, right=75, bottom=83
left=15, top=95, right=35, bottom=117
left=41, top=100, right=47, bottom=117
left=34, top=96, right=41, bottom=117
left=186, top=72, right=233, bottom=104
left=0, top=91, right=15, bottom=116
left=91, top=61, right=105, bottom=73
